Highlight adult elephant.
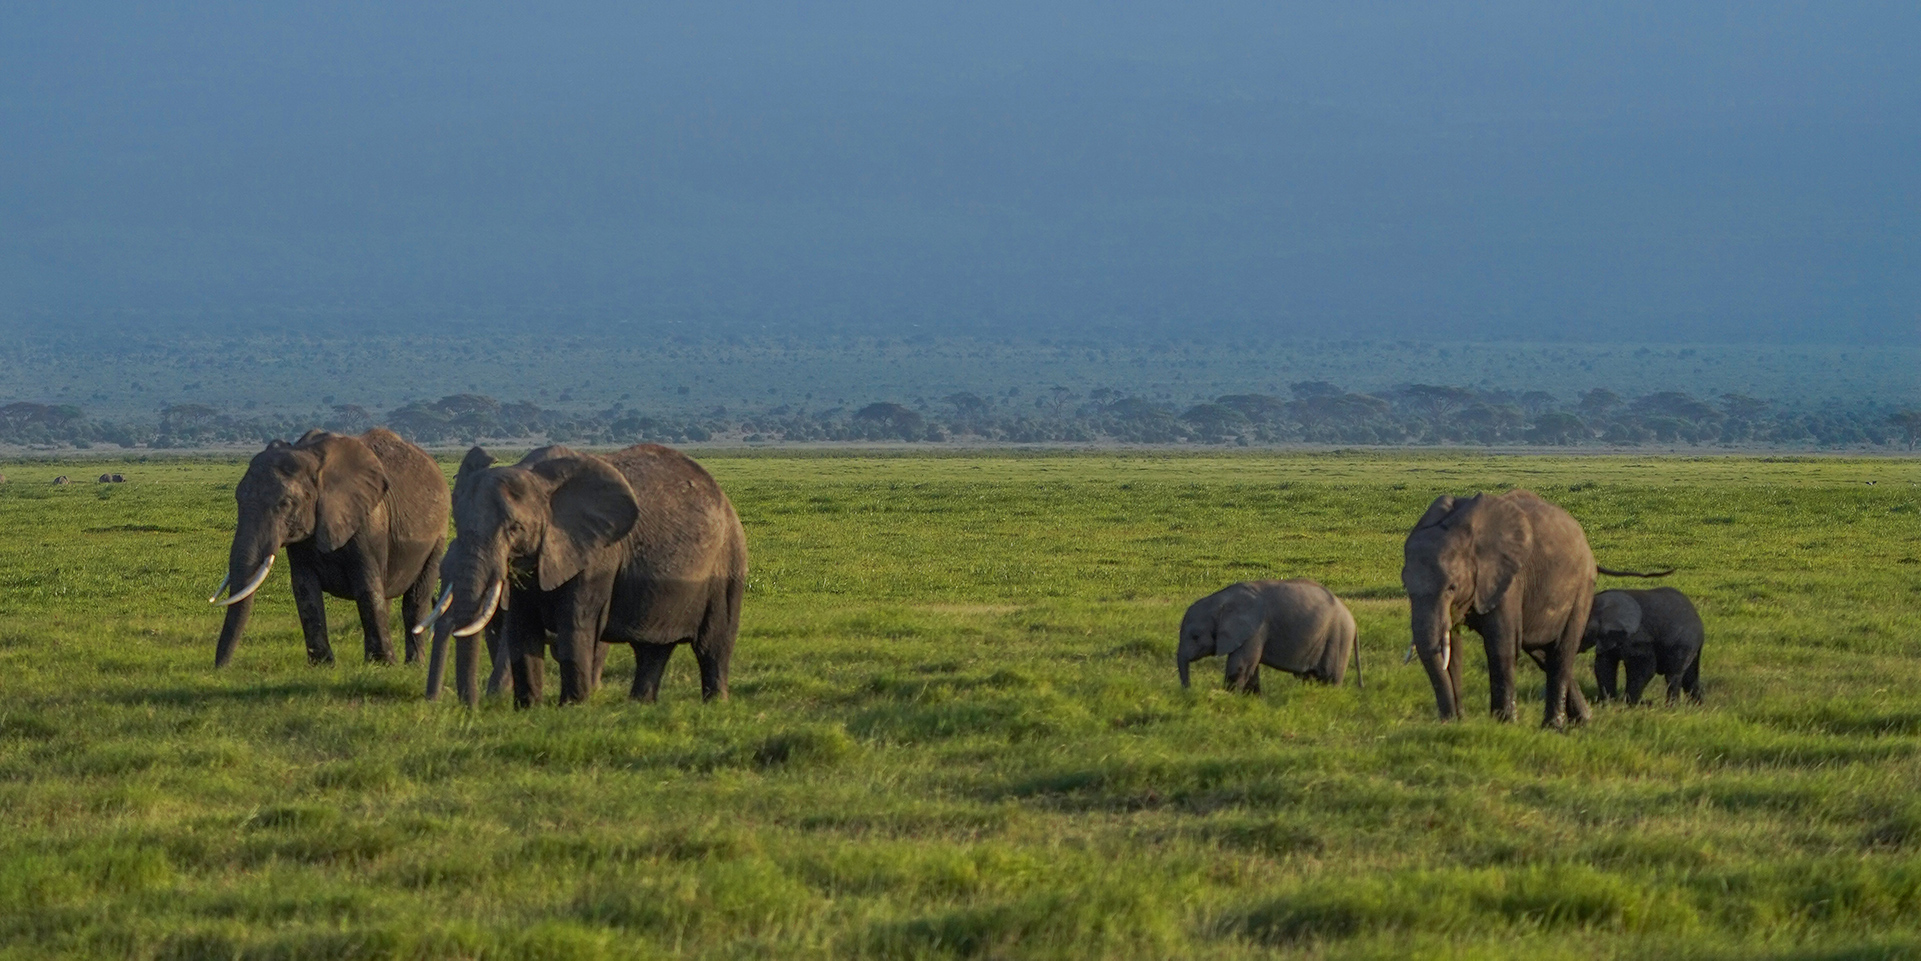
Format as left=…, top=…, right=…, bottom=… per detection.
left=421, top=444, right=747, bottom=708
left=209, top=428, right=449, bottom=667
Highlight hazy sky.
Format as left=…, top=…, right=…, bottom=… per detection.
left=2, top=2, right=1916, bottom=342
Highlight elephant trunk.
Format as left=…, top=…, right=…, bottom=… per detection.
left=456, top=632, right=482, bottom=707
left=1176, top=635, right=1210, bottom=689
left=434, top=543, right=507, bottom=705
left=1410, top=600, right=1461, bottom=720
left=211, top=522, right=280, bottom=667
left=213, top=594, right=255, bottom=668
left=425, top=621, right=452, bottom=700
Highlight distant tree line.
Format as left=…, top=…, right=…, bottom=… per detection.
left=0, top=387, right=1915, bottom=451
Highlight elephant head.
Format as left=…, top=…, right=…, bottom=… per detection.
left=1585, top=591, right=1641, bottom=653
left=210, top=430, right=388, bottom=666
left=1176, top=585, right=1267, bottom=691
left=422, top=446, right=640, bottom=703
left=1400, top=493, right=1531, bottom=719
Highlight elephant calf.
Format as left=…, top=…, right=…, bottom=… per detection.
left=1178, top=580, right=1359, bottom=693
left=1584, top=587, right=1704, bottom=705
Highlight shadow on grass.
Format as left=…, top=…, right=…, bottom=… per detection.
left=104, top=674, right=417, bottom=708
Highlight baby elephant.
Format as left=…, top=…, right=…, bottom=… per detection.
left=1585, top=588, right=1704, bottom=705
left=1177, top=579, right=1359, bottom=693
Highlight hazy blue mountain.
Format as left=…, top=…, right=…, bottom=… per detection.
left=3, top=2, right=1916, bottom=343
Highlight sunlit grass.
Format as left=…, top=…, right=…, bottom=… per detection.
left=0, top=451, right=1916, bottom=959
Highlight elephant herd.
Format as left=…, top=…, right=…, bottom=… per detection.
left=1180, top=489, right=1702, bottom=729
left=206, top=429, right=745, bottom=708
left=205, top=428, right=1697, bottom=728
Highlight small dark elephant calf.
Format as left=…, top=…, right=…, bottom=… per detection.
left=1584, top=587, right=1703, bottom=705
left=1177, top=579, right=1359, bottom=693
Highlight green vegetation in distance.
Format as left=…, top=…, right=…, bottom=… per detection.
left=0, top=451, right=1918, bottom=959
left=0, top=329, right=1916, bottom=450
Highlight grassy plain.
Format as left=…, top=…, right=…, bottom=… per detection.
left=0, top=451, right=1917, bottom=959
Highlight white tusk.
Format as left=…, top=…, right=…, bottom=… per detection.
left=217, top=556, right=275, bottom=607
left=450, top=580, right=503, bottom=637
left=1437, top=635, right=1451, bottom=674
left=1403, top=644, right=1416, bottom=665
left=206, top=574, right=231, bottom=605
left=412, top=584, right=454, bottom=635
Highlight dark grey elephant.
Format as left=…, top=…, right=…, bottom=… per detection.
left=209, top=428, right=449, bottom=667
left=1585, top=587, right=1703, bottom=704
left=422, top=444, right=747, bottom=708
left=1177, top=579, right=1359, bottom=693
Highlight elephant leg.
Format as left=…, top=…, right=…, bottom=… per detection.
left=398, top=539, right=443, bottom=665
left=1485, top=630, right=1519, bottom=722
left=629, top=642, right=674, bottom=702
left=1594, top=648, right=1621, bottom=701
left=497, top=599, right=543, bottom=705
left=1563, top=678, right=1592, bottom=722
left=552, top=605, right=603, bottom=706
left=354, top=586, right=394, bottom=665
left=1623, top=655, right=1656, bottom=706
left=693, top=638, right=732, bottom=702
left=691, top=582, right=741, bottom=702
left=1682, top=652, right=1703, bottom=703
left=508, top=621, right=547, bottom=709
left=1542, top=614, right=1589, bottom=730
left=287, top=552, right=334, bottom=666
left=484, top=618, right=513, bottom=697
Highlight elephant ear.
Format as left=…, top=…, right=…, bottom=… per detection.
left=1211, top=597, right=1262, bottom=658
left=1469, top=496, right=1531, bottom=614
left=311, top=434, right=389, bottom=552
left=530, top=454, right=640, bottom=591
left=1594, top=592, right=1641, bottom=636
left=1412, top=495, right=1458, bottom=532
left=453, top=446, right=496, bottom=505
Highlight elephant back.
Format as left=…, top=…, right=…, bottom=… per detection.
left=1251, top=579, right=1349, bottom=679
left=358, top=427, right=451, bottom=545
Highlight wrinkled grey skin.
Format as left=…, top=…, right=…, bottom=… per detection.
left=426, top=444, right=747, bottom=708
left=1401, top=490, right=1597, bottom=729
left=1177, top=579, right=1359, bottom=693
left=1585, top=588, right=1704, bottom=705
left=214, top=428, right=448, bottom=667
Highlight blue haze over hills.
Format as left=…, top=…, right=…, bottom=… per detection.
left=1, top=2, right=1917, bottom=345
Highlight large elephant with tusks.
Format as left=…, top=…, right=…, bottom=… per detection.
left=1400, top=489, right=1670, bottom=729
left=422, top=444, right=747, bottom=708
left=209, top=428, right=449, bottom=667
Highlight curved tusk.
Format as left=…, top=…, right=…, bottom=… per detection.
left=206, top=573, right=231, bottom=605
left=412, top=584, right=454, bottom=635
left=1403, top=644, right=1416, bottom=665
left=217, top=556, right=275, bottom=607
left=1436, top=632, right=1452, bottom=674
left=450, top=580, right=503, bottom=637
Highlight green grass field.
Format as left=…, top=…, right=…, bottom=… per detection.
left=1, top=451, right=1917, bottom=960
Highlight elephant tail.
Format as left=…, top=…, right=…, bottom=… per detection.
left=1341, top=606, right=1362, bottom=691
left=1350, top=630, right=1362, bottom=690
left=1597, top=565, right=1675, bottom=578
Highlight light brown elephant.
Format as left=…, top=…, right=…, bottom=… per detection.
left=1177, top=579, right=1359, bottom=693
